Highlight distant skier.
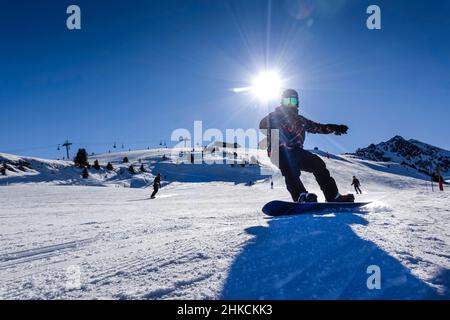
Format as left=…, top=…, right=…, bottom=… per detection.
left=351, top=176, right=362, bottom=194
left=436, top=168, right=444, bottom=191
left=259, top=89, right=354, bottom=203
left=150, top=173, right=161, bottom=199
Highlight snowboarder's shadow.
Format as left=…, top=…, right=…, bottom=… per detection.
left=221, top=212, right=447, bottom=299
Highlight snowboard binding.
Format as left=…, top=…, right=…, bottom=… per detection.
left=297, top=192, right=318, bottom=203
left=333, top=193, right=355, bottom=203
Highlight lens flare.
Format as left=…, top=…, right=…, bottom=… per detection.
left=251, top=71, right=282, bottom=102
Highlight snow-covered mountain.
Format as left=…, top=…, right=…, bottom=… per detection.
left=3, top=136, right=447, bottom=189
left=355, top=136, right=450, bottom=178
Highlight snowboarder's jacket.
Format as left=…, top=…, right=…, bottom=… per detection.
left=259, top=106, right=341, bottom=153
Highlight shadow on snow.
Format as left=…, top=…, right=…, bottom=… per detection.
left=221, top=211, right=449, bottom=299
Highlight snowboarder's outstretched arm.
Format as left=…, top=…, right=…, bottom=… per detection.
left=302, top=116, right=348, bottom=136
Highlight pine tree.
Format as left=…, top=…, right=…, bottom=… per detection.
left=140, top=164, right=146, bottom=172
left=74, top=149, right=89, bottom=168
left=106, top=162, right=114, bottom=171
left=128, top=164, right=136, bottom=174
left=0, top=164, right=6, bottom=176
left=123, top=157, right=129, bottom=163
left=81, top=168, right=89, bottom=179
left=93, top=160, right=101, bottom=170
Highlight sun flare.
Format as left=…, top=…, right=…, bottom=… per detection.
left=251, top=71, right=282, bottom=102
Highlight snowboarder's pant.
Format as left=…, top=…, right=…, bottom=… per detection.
left=354, top=185, right=362, bottom=194
left=151, top=185, right=159, bottom=198
left=276, top=147, right=339, bottom=202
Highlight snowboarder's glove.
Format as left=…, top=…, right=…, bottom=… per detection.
left=333, top=124, right=348, bottom=135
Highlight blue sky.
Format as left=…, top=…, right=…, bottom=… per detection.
left=1, top=0, right=449, bottom=158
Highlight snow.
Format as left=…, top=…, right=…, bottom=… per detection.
left=0, top=148, right=449, bottom=299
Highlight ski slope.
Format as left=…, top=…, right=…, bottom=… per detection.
left=0, top=149, right=449, bottom=299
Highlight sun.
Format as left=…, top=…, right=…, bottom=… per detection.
left=251, top=71, right=282, bottom=102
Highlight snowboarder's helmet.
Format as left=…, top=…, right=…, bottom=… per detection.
left=281, top=89, right=299, bottom=108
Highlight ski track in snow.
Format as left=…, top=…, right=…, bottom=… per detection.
left=0, top=151, right=449, bottom=299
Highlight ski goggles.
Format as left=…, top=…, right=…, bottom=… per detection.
left=282, top=97, right=299, bottom=107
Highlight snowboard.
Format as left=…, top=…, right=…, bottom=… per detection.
left=262, top=200, right=371, bottom=217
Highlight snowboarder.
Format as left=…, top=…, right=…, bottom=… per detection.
left=259, top=89, right=355, bottom=203
left=351, top=176, right=362, bottom=194
left=150, top=173, right=161, bottom=199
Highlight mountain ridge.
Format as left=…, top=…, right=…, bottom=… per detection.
left=354, top=135, right=450, bottom=177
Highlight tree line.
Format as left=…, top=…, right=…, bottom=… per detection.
left=74, top=148, right=146, bottom=179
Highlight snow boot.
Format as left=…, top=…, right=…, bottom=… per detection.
left=297, top=192, right=318, bottom=203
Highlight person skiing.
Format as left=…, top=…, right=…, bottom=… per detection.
left=259, top=89, right=355, bottom=203
left=150, top=173, right=161, bottom=199
left=351, top=176, right=362, bottom=194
